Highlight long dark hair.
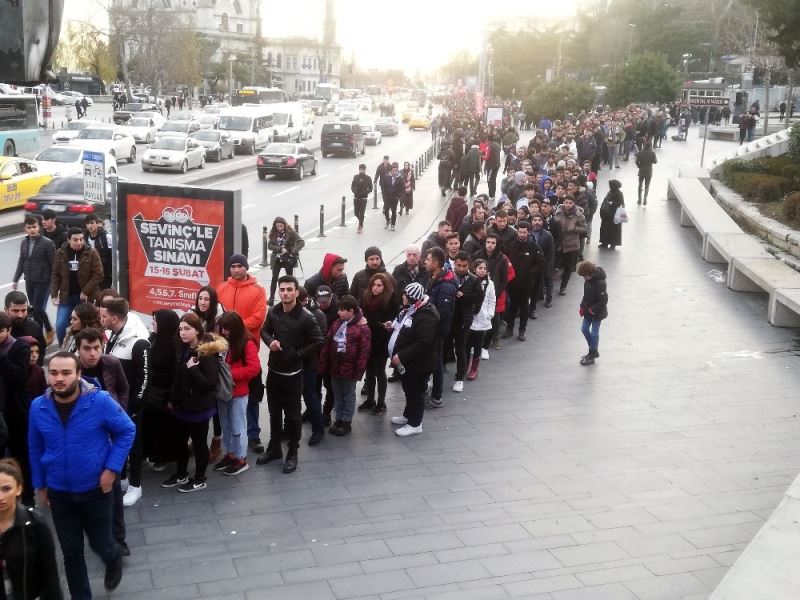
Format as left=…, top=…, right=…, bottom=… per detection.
left=194, top=286, right=219, bottom=332
left=269, top=216, right=295, bottom=241
left=361, top=272, right=395, bottom=309
left=218, top=311, right=249, bottom=363
left=73, top=301, right=101, bottom=330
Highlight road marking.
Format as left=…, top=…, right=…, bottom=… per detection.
left=272, top=185, right=298, bottom=198
left=0, top=282, right=14, bottom=290
left=208, top=170, right=254, bottom=185
left=0, top=233, right=26, bottom=244
left=338, top=163, right=352, bottom=170
left=242, top=203, right=255, bottom=210
left=314, top=173, right=330, bottom=180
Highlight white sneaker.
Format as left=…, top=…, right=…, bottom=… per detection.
left=481, top=349, right=490, bottom=360
left=395, top=424, right=422, bottom=437
left=390, top=416, right=408, bottom=425
left=453, top=381, right=464, bottom=393
left=120, top=478, right=129, bottom=492
left=122, top=485, right=142, bottom=507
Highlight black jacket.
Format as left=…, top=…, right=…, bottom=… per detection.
left=302, top=299, right=327, bottom=370
left=10, top=317, right=44, bottom=367
left=304, top=272, right=350, bottom=300
left=543, top=213, right=564, bottom=252
left=504, top=237, right=544, bottom=291
left=392, top=261, right=429, bottom=297
left=13, top=235, right=55, bottom=284
left=487, top=224, right=517, bottom=253
left=393, top=302, right=439, bottom=374
left=475, top=249, right=509, bottom=298
left=171, top=340, right=221, bottom=415
left=451, top=271, right=481, bottom=330
left=351, top=172, right=373, bottom=198
left=462, top=233, right=484, bottom=257
left=41, top=223, right=67, bottom=251
left=580, top=267, right=609, bottom=321
left=426, top=270, right=457, bottom=337
left=0, top=338, right=31, bottom=438
left=84, top=228, right=112, bottom=284
left=0, top=505, right=63, bottom=600
left=362, top=299, right=398, bottom=359
left=350, top=265, right=396, bottom=306
left=260, top=302, right=324, bottom=373
left=636, top=148, right=658, bottom=177
left=420, top=231, right=447, bottom=257
left=374, top=162, right=391, bottom=190
left=530, top=228, right=555, bottom=274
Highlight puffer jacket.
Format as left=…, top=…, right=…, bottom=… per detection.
left=554, top=205, right=587, bottom=253
left=28, top=380, right=135, bottom=493
left=470, top=277, right=496, bottom=332
left=392, top=302, right=439, bottom=374
left=216, top=275, right=267, bottom=343
left=171, top=336, right=227, bottom=414
left=580, top=267, right=609, bottom=321
left=226, top=337, right=260, bottom=398
left=318, top=308, right=371, bottom=380
left=426, top=269, right=457, bottom=337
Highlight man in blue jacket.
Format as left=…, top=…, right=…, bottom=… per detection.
left=28, top=351, right=135, bottom=599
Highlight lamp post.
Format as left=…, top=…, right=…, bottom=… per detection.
left=682, top=53, right=693, bottom=79
left=627, top=23, right=636, bottom=59
left=228, top=54, right=237, bottom=103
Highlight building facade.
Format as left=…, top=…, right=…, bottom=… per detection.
left=262, top=37, right=341, bottom=96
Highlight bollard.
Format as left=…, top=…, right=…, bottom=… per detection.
left=294, top=214, right=299, bottom=232
left=340, top=195, right=347, bottom=227
left=372, top=187, right=378, bottom=209
left=415, top=160, right=419, bottom=178
left=260, top=226, right=269, bottom=266
left=319, top=204, right=326, bottom=237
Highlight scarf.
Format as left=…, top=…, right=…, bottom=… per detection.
left=387, top=298, right=427, bottom=357
left=333, top=318, right=348, bottom=353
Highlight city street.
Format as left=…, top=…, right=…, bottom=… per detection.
left=63, top=125, right=800, bottom=599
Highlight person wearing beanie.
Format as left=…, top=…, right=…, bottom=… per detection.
left=388, top=282, right=439, bottom=437
left=349, top=247, right=396, bottom=306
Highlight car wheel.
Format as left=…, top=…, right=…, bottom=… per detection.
left=2, top=140, right=15, bottom=156
left=311, top=160, right=317, bottom=175
left=199, top=155, right=206, bottom=169
left=181, top=160, right=188, bottom=174
left=142, top=166, right=150, bottom=172
left=216, top=149, right=222, bottom=162
left=258, top=171, right=266, bottom=180
left=128, top=147, right=136, bottom=163
left=145, top=134, right=152, bottom=144
left=296, top=165, right=305, bottom=181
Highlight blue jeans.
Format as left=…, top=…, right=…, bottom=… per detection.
left=49, top=487, right=120, bottom=600
left=331, top=376, right=357, bottom=422
left=55, top=294, right=81, bottom=345
left=302, top=368, right=323, bottom=434
left=219, top=395, right=248, bottom=459
left=247, top=398, right=261, bottom=441
left=581, top=317, right=601, bottom=351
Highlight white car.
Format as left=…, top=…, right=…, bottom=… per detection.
left=71, top=126, right=138, bottom=164
left=355, top=97, right=374, bottom=111
left=361, top=123, right=382, bottom=145
left=196, top=114, right=219, bottom=129
left=51, top=120, right=101, bottom=144
left=34, top=145, right=118, bottom=177
left=136, top=112, right=167, bottom=130
left=124, top=117, right=160, bottom=144
left=340, top=109, right=360, bottom=122
left=156, top=119, right=202, bottom=139
left=141, top=136, right=206, bottom=173
left=60, top=91, right=94, bottom=106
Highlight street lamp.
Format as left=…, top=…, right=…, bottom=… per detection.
left=228, top=54, right=237, bottom=102
left=627, top=23, right=636, bottom=58
left=682, top=53, right=693, bottom=79
left=700, top=42, right=714, bottom=72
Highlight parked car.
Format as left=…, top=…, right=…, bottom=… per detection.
left=71, top=126, right=137, bottom=164
left=0, top=157, right=53, bottom=211
left=123, top=117, right=160, bottom=144
left=157, top=119, right=202, bottom=138
left=141, top=136, right=206, bottom=173
left=51, top=120, right=101, bottom=144
left=190, top=129, right=234, bottom=162
left=375, top=116, right=400, bottom=136
left=24, top=175, right=111, bottom=227
left=361, top=123, right=382, bottom=145
left=113, top=102, right=159, bottom=124
left=257, top=143, right=317, bottom=180
left=34, top=146, right=117, bottom=177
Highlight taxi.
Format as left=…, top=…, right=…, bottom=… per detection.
left=408, top=113, right=432, bottom=131
left=400, top=106, right=416, bottom=123
left=0, top=157, right=53, bottom=211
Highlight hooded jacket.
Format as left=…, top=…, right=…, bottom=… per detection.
left=28, top=380, right=136, bottom=493
left=580, top=267, right=609, bottom=321
left=318, top=308, right=372, bottom=380
left=226, top=336, right=261, bottom=398
left=172, top=336, right=228, bottom=414
left=217, top=274, right=267, bottom=343
left=305, top=253, right=350, bottom=299
left=260, top=302, right=324, bottom=374
left=106, top=313, right=150, bottom=411
left=146, top=309, right=179, bottom=392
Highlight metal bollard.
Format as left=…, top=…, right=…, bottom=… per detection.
left=319, top=204, right=326, bottom=237
left=415, top=160, right=419, bottom=178
left=260, top=226, right=269, bottom=266
left=294, top=214, right=299, bottom=232
left=340, top=195, right=347, bottom=226
left=372, top=187, right=378, bottom=209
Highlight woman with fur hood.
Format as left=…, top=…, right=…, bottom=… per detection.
left=162, top=312, right=228, bottom=494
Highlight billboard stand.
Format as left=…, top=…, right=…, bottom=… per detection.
left=108, top=174, right=119, bottom=290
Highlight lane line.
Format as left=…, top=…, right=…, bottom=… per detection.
left=242, top=203, right=255, bottom=210
left=272, top=185, right=298, bottom=198
left=314, top=173, right=330, bottom=180
left=0, top=233, right=26, bottom=244
left=338, top=163, right=352, bottom=170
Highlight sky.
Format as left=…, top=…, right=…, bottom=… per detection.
left=62, top=0, right=579, bottom=72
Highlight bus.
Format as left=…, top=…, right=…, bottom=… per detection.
left=232, top=86, right=287, bottom=106
left=314, top=82, right=340, bottom=102
left=0, top=95, right=40, bottom=156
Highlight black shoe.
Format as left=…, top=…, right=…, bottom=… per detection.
left=544, top=297, right=552, bottom=308
left=387, top=372, right=400, bottom=383
left=177, top=477, right=207, bottom=493
left=517, top=331, right=527, bottom=341
left=301, top=410, right=310, bottom=423
left=372, top=402, right=387, bottom=415
left=580, top=354, right=596, bottom=366
left=160, top=473, right=189, bottom=488
left=501, top=329, right=513, bottom=339
left=357, top=398, right=376, bottom=412
left=248, top=439, right=265, bottom=454
left=283, top=452, right=298, bottom=474
left=120, top=542, right=130, bottom=557
left=334, top=422, right=352, bottom=436
left=104, top=556, right=123, bottom=591
left=329, top=420, right=343, bottom=435
left=558, top=287, right=567, bottom=296
left=214, top=455, right=234, bottom=471
left=256, top=444, right=282, bottom=466
left=308, top=431, right=324, bottom=446
left=528, top=310, right=537, bottom=320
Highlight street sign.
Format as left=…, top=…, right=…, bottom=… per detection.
left=690, top=97, right=729, bottom=107
left=82, top=150, right=106, bottom=204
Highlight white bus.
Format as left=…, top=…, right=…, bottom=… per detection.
left=232, top=86, right=287, bottom=106
left=218, top=106, right=274, bottom=154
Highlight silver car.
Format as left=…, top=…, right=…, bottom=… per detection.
left=141, top=136, right=206, bottom=173
left=190, top=130, right=235, bottom=162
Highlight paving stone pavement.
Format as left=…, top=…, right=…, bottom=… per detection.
left=79, top=128, right=800, bottom=599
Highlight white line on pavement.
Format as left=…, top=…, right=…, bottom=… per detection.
left=272, top=186, right=298, bottom=198
left=0, top=282, right=14, bottom=290
left=0, top=234, right=26, bottom=244
left=242, top=203, right=255, bottom=210
left=338, top=163, right=352, bottom=170
left=314, top=173, right=330, bottom=180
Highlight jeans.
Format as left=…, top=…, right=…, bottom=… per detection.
left=49, top=488, right=120, bottom=600
left=247, top=398, right=261, bottom=441
left=364, top=355, right=388, bottom=404
left=400, top=372, right=428, bottom=427
left=354, top=196, right=368, bottom=228
left=430, top=340, right=444, bottom=401
left=26, top=280, right=52, bottom=333
left=302, top=368, right=323, bottom=434
left=269, top=263, right=294, bottom=305
left=174, top=417, right=210, bottom=479
left=55, top=294, right=81, bottom=345
left=219, top=395, right=248, bottom=459
left=266, top=371, right=302, bottom=449
left=581, top=317, right=601, bottom=350
left=331, top=376, right=357, bottom=422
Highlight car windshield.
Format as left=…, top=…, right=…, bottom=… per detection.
left=162, top=122, right=187, bottom=132
left=128, top=118, right=149, bottom=127
left=193, top=130, right=219, bottom=141
left=264, top=143, right=296, bottom=154
left=218, top=116, right=252, bottom=131
left=40, top=177, right=83, bottom=194
left=65, top=121, right=91, bottom=131
left=77, top=128, right=112, bottom=140
left=273, top=113, right=289, bottom=125
left=36, top=147, right=82, bottom=162
left=151, top=138, right=186, bottom=150
left=125, top=103, right=144, bottom=112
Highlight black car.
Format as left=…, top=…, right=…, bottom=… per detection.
left=256, top=143, right=318, bottom=180
left=320, top=122, right=365, bottom=158
left=113, top=102, right=160, bottom=124
left=190, top=130, right=235, bottom=162
left=24, top=176, right=111, bottom=228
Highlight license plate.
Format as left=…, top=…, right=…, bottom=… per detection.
left=43, top=204, right=66, bottom=212
left=268, top=158, right=282, bottom=163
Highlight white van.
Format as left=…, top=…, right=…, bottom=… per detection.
left=267, top=102, right=306, bottom=143
left=217, top=106, right=274, bottom=154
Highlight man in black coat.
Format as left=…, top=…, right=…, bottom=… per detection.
left=486, top=136, right=502, bottom=199
left=373, top=155, right=391, bottom=202
left=392, top=245, right=429, bottom=295
left=503, top=221, right=544, bottom=341
left=530, top=214, right=555, bottom=312
left=381, top=162, right=404, bottom=231
left=636, top=142, right=658, bottom=205
left=351, top=163, right=373, bottom=233
left=487, top=209, right=517, bottom=252
left=447, top=252, right=481, bottom=392
left=12, top=216, right=55, bottom=343
left=350, top=246, right=396, bottom=305
left=421, top=220, right=452, bottom=257
left=40, top=210, right=68, bottom=250
left=5, top=291, right=45, bottom=365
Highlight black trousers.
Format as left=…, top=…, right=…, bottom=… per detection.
left=174, top=416, right=210, bottom=480
left=354, top=196, right=368, bottom=227
left=505, top=285, right=532, bottom=333
left=267, top=371, right=303, bottom=450
left=560, top=251, right=579, bottom=289
left=269, top=263, right=294, bottom=304
left=638, top=174, right=652, bottom=202
left=446, top=325, right=468, bottom=380
left=486, top=165, right=499, bottom=197
left=401, top=371, right=428, bottom=427
left=365, top=355, right=388, bottom=403
left=465, top=171, right=479, bottom=195
left=383, top=199, right=398, bottom=226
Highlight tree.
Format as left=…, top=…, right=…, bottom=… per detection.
left=523, top=79, right=596, bottom=122
left=605, top=53, right=682, bottom=107
left=52, top=21, right=118, bottom=83
left=439, top=51, right=478, bottom=86
left=747, top=0, right=800, bottom=68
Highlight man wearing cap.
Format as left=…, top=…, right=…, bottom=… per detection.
left=217, top=254, right=268, bottom=452
left=351, top=164, right=373, bottom=233
left=350, top=247, right=395, bottom=305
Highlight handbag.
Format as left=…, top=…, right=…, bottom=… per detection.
left=613, top=206, right=629, bottom=224
left=280, top=253, right=298, bottom=268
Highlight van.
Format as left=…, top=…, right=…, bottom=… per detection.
left=218, top=106, right=273, bottom=154
left=320, top=122, right=365, bottom=158
left=268, top=102, right=305, bottom=143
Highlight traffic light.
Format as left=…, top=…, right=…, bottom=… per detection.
left=0, top=0, right=65, bottom=84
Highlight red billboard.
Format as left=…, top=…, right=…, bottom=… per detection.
left=117, top=183, right=240, bottom=314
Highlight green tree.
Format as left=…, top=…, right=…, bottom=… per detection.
left=52, top=22, right=118, bottom=83
left=605, top=53, right=681, bottom=107
left=523, top=79, right=596, bottom=122
left=747, top=0, right=800, bottom=68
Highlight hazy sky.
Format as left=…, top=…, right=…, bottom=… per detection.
left=62, top=0, right=579, bottom=71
